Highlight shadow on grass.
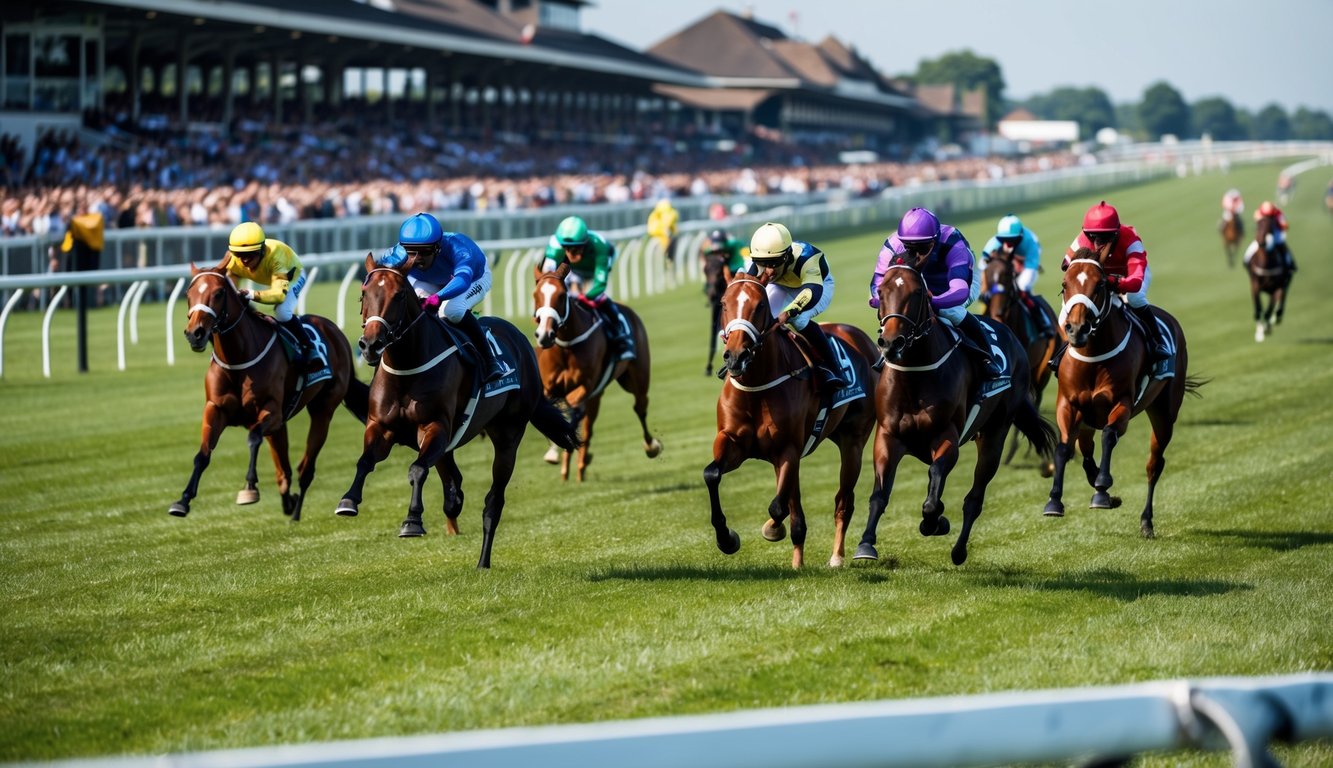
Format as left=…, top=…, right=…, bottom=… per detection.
left=1199, top=529, right=1333, bottom=551
left=1295, top=338, right=1333, bottom=345
left=1180, top=418, right=1252, bottom=427
left=963, top=567, right=1250, bottom=601
left=586, top=562, right=897, bottom=583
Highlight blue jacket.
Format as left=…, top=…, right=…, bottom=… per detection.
left=408, top=232, right=488, bottom=300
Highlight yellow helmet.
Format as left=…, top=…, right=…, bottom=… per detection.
left=749, top=222, right=793, bottom=264
left=228, top=222, right=266, bottom=253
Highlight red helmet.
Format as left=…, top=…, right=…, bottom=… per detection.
left=1258, top=200, right=1277, bottom=217
left=1082, top=201, right=1120, bottom=232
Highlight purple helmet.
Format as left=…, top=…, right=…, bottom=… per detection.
left=897, top=207, right=940, bottom=242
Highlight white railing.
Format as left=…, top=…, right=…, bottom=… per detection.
left=17, top=674, right=1333, bottom=768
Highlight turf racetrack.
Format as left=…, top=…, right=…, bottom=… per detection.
left=2, top=160, right=1330, bottom=765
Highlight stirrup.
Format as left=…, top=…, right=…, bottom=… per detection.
left=818, top=366, right=848, bottom=390
left=977, top=375, right=1011, bottom=399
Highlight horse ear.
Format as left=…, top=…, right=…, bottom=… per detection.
left=554, top=261, right=571, bottom=281
left=190, top=262, right=200, bottom=276
left=364, top=252, right=376, bottom=273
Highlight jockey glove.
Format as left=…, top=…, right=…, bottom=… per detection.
left=239, top=289, right=253, bottom=302
left=421, top=294, right=442, bottom=312
left=577, top=295, right=600, bottom=310
left=1106, top=274, right=1121, bottom=291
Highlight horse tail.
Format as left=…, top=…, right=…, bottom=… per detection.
left=1183, top=374, right=1209, bottom=398
left=529, top=397, right=582, bottom=451
left=342, top=376, right=371, bottom=424
left=1012, top=396, right=1058, bottom=461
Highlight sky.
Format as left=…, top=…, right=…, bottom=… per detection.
left=583, top=0, right=1333, bottom=117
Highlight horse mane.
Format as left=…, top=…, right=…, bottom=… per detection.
left=1071, top=246, right=1101, bottom=263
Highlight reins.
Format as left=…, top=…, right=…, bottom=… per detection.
left=189, top=271, right=274, bottom=370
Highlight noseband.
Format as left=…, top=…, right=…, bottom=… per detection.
left=533, top=274, right=572, bottom=329
left=720, top=275, right=779, bottom=352
left=187, top=272, right=243, bottom=336
left=1059, top=258, right=1113, bottom=337
left=362, top=267, right=427, bottom=347
left=877, top=264, right=933, bottom=349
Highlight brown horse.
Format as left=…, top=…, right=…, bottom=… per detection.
left=856, top=255, right=1056, bottom=566
left=532, top=268, right=662, bottom=481
left=1220, top=212, right=1242, bottom=269
left=337, top=254, right=580, bottom=568
left=1248, top=215, right=1292, bottom=342
left=174, top=265, right=368, bottom=521
left=701, top=250, right=731, bottom=377
left=704, top=273, right=878, bottom=568
left=982, top=252, right=1060, bottom=475
left=1044, top=249, right=1203, bottom=537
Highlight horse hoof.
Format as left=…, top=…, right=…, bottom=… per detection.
left=168, top=502, right=189, bottom=517
left=334, top=500, right=359, bottom=517
left=1141, top=523, right=1156, bottom=539
left=236, top=488, right=259, bottom=505
left=1109, top=496, right=1123, bottom=509
left=828, top=555, right=845, bottom=568
left=399, top=521, right=427, bottom=538
left=543, top=446, right=561, bottom=465
left=853, top=543, right=879, bottom=561
left=934, top=517, right=951, bottom=536
left=1043, top=501, right=1065, bottom=517
left=1090, top=492, right=1114, bottom=509
left=762, top=519, right=786, bottom=542
left=717, top=529, right=741, bottom=555
left=1040, top=462, right=1055, bottom=479
left=951, top=545, right=968, bottom=566
left=645, top=438, right=663, bottom=459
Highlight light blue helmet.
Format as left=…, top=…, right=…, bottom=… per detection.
left=997, top=214, right=1024, bottom=239
left=398, top=212, right=443, bottom=247
left=376, top=244, right=408, bottom=267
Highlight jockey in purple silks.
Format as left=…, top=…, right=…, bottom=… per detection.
left=868, top=207, right=1009, bottom=399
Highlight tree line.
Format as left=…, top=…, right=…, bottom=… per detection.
left=902, top=50, right=1333, bottom=142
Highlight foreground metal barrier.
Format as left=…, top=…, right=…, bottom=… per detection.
left=17, top=674, right=1333, bottom=768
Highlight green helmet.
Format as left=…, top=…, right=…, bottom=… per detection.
left=555, top=216, right=589, bottom=247
left=997, top=214, right=1024, bottom=239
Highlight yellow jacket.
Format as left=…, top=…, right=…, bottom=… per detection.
left=224, top=239, right=302, bottom=304
left=646, top=203, right=678, bottom=246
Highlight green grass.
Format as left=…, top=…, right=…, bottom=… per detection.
left=2, top=160, right=1332, bottom=766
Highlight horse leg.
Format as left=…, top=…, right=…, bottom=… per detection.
left=1274, top=284, right=1287, bottom=326
left=1253, top=286, right=1266, bottom=342
left=703, top=432, right=747, bottom=555
left=402, top=424, right=450, bottom=538
left=1044, top=401, right=1080, bottom=517
left=706, top=304, right=721, bottom=376
left=854, top=433, right=906, bottom=561
left=476, top=424, right=523, bottom=569
left=577, top=398, right=600, bottom=482
left=1002, top=425, right=1020, bottom=466
left=334, top=422, right=396, bottom=517
left=762, top=495, right=786, bottom=542
left=920, top=440, right=959, bottom=538
left=828, top=433, right=865, bottom=568
left=1090, top=425, right=1121, bottom=510
left=628, top=370, right=662, bottom=460
left=954, top=427, right=1005, bottom=566
left=773, top=451, right=806, bottom=569
left=169, top=401, right=226, bottom=517
left=289, top=400, right=339, bottom=523
left=236, top=426, right=263, bottom=505
left=437, top=453, right=464, bottom=535
left=1140, top=402, right=1177, bottom=540
left=1079, top=428, right=1098, bottom=489
left=264, top=425, right=298, bottom=519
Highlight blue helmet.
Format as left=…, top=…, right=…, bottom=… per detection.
left=399, top=213, right=443, bottom=247
left=997, top=214, right=1024, bottom=239
left=376, top=244, right=408, bottom=267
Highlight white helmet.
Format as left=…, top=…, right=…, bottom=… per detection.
left=750, top=222, right=793, bottom=264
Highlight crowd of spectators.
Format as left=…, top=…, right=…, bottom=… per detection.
left=2, top=96, right=1087, bottom=239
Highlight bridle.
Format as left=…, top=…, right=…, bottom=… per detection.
left=877, top=263, right=934, bottom=351
left=362, top=267, right=428, bottom=348
left=187, top=271, right=244, bottom=337
left=985, top=254, right=1017, bottom=317
left=1059, top=258, right=1114, bottom=338
left=719, top=273, right=781, bottom=353
left=533, top=272, right=573, bottom=329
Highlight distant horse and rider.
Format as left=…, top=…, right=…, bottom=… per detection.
left=1219, top=188, right=1245, bottom=269
left=1245, top=203, right=1296, bottom=342
left=700, top=228, right=747, bottom=377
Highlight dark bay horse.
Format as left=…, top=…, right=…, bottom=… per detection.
left=702, top=250, right=731, bottom=377
left=1220, top=212, right=1242, bottom=269
left=856, top=256, right=1056, bottom=566
left=704, top=273, right=878, bottom=568
left=338, top=254, right=580, bottom=568
left=174, top=265, right=368, bottom=521
left=982, top=253, right=1060, bottom=475
left=532, top=268, right=662, bottom=482
left=1045, top=250, right=1204, bottom=537
left=1248, top=215, right=1292, bottom=342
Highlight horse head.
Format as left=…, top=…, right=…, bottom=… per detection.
left=1059, top=248, right=1113, bottom=348
left=875, top=255, right=934, bottom=363
left=982, top=252, right=1015, bottom=322
left=1253, top=215, right=1276, bottom=259
left=702, top=251, right=729, bottom=306
left=718, top=273, right=775, bottom=378
left=183, top=264, right=245, bottom=353
left=358, top=251, right=421, bottom=366
left=532, top=269, right=574, bottom=349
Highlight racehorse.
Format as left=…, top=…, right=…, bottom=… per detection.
left=1220, top=212, right=1242, bottom=269
left=1044, top=249, right=1203, bottom=537
left=532, top=267, right=662, bottom=481
left=337, top=253, right=580, bottom=568
left=174, top=264, right=368, bottom=521
left=703, top=273, right=878, bottom=568
left=982, top=252, right=1060, bottom=476
left=701, top=250, right=730, bottom=376
left=1248, top=215, right=1292, bottom=342
left=855, top=254, right=1056, bottom=566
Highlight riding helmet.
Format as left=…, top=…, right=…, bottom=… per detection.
left=749, top=222, right=793, bottom=264
left=556, top=216, right=589, bottom=247
left=228, top=222, right=266, bottom=253
left=897, top=207, right=941, bottom=243
left=398, top=213, right=444, bottom=247
left=1082, top=201, right=1120, bottom=232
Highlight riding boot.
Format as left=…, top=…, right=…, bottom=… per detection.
left=1281, top=243, right=1298, bottom=273
left=957, top=313, right=1010, bottom=399
left=795, top=321, right=848, bottom=392
left=455, top=311, right=507, bottom=383
left=598, top=301, right=636, bottom=361
left=1021, top=291, right=1055, bottom=339
left=1130, top=304, right=1174, bottom=379
left=278, top=317, right=314, bottom=368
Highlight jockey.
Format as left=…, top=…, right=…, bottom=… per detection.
left=389, top=212, right=507, bottom=382
left=222, top=222, right=314, bottom=366
left=1246, top=200, right=1297, bottom=272
left=870, top=207, right=1008, bottom=399
left=646, top=198, right=679, bottom=261
left=743, top=222, right=847, bottom=392
left=541, top=215, right=635, bottom=361
left=1060, top=201, right=1173, bottom=379
left=700, top=227, right=747, bottom=283
left=981, top=213, right=1054, bottom=338
left=1221, top=188, right=1245, bottom=223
